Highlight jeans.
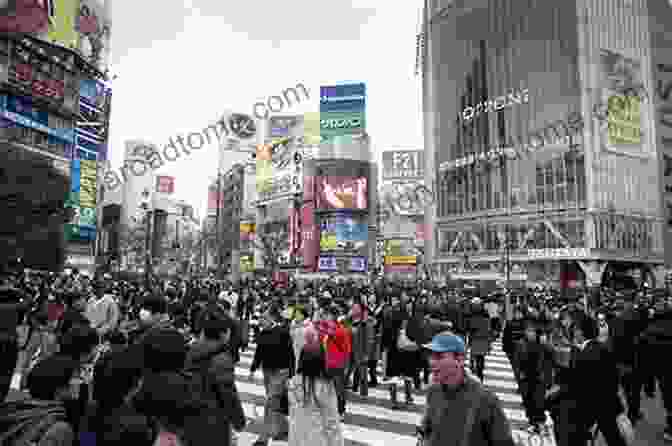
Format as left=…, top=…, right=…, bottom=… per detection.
left=329, top=368, right=346, bottom=415
left=259, top=368, right=289, bottom=442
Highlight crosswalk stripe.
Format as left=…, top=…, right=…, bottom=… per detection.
left=234, top=331, right=526, bottom=445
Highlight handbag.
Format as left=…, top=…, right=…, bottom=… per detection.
left=397, top=327, right=419, bottom=352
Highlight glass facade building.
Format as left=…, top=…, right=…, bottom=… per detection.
left=422, top=0, right=667, bottom=288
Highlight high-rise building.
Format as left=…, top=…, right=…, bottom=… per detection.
left=422, top=0, right=670, bottom=290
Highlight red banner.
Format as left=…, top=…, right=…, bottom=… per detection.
left=301, top=202, right=319, bottom=271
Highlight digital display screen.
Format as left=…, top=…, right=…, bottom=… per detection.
left=316, top=176, right=367, bottom=210
left=319, top=213, right=367, bottom=252
left=318, top=256, right=337, bottom=271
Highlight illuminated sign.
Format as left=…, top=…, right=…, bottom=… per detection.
left=0, top=94, right=75, bottom=143
left=78, top=159, right=97, bottom=209
left=527, top=248, right=589, bottom=259
left=385, top=256, right=417, bottom=265
left=318, top=256, right=337, bottom=271
left=320, top=117, right=361, bottom=129
left=461, top=88, right=529, bottom=122
left=382, top=150, right=424, bottom=180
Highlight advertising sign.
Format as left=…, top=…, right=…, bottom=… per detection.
left=78, top=159, right=96, bottom=208
left=384, top=239, right=416, bottom=265
left=66, top=158, right=96, bottom=241
left=319, top=213, right=367, bottom=252
left=240, top=255, right=254, bottom=273
left=0, top=0, right=52, bottom=34
left=382, top=150, right=424, bottom=180
left=301, top=202, right=319, bottom=271
left=320, top=83, right=366, bottom=113
left=240, top=223, right=256, bottom=241
left=599, top=49, right=644, bottom=149
left=319, top=111, right=365, bottom=138
left=47, top=0, right=80, bottom=50
left=156, top=176, right=175, bottom=194
left=256, top=143, right=273, bottom=194
left=77, top=78, right=112, bottom=160
left=384, top=264, right=416, bottom=273
left=316, top=176, right=367, bottom=210
left=318, top=256, right=338, bottom=271
left=303, top=112, right=321, bottom=145
left=267, top=115, right=303, bottom=139
left=349, top=257, right=367, bottom=272
left=0, top=94, right=75, bottom=143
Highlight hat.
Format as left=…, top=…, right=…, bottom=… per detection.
left=423, top=332, right=466, bottom=354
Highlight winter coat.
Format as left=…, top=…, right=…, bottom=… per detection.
left=184, top=339, right=247, bottom=439
left=467, top=311, right=491, bottom=356
left=350, top=318, right=375, bottom=365
left=420, top=376, right=516, bottom=446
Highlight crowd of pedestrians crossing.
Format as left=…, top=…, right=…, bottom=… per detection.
left=0, top=265, right=671, bottom=446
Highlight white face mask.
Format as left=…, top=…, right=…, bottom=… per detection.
left=139, top=309, right=152, bottom=322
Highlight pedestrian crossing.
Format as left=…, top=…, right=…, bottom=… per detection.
left=234, top=338, right=529, bottom=446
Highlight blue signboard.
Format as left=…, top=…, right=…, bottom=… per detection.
left=318, top=256, right=338, bottom=271
left=0, top=94, right=75, bottom=143
left=320, top=83, right=366, bottom=113
left=77, top=79, right=112, bottom=161
left=350, top=257, right=367, bottom=272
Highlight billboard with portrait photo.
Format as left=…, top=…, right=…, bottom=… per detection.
left=0, top=0, right=53, bottom=35
left=319, top=212, right=367, bottom=254
left=316, top=176, right=367, bottom=210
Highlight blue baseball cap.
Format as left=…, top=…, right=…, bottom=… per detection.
left=423, top=332, right=466, bottom=354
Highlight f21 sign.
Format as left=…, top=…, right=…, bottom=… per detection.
left=382, top=150, right=424, bottom=180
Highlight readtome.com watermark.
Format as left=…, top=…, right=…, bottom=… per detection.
left=102, top=83, right=310, bottom=192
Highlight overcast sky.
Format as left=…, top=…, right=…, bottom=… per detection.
left=107, top=0, right=424, bottom=220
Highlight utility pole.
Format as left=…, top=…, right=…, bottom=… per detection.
left=141, top=189, right=152, bottom=289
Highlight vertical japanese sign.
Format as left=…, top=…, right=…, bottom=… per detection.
left=65, top=158, right=96, bottom=241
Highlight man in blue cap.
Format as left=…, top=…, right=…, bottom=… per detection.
left=418, top=331, right=515, bottom=446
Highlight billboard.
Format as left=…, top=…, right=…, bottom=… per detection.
left=319, top=213, right=367, bottom=253
left=320, top=83, right=366, bottom=142
left=255, top=146, right=303, bottom=205
left=599, top=49, right=644, bottom=149
left=65, top=158, right=96, bottom=241
left=384, top=238, right=416, bottom=265
left=319, top=83, right=366, bottom=113
left=316, top=176, right=367, bottom=210
left=319, top=111, right=365, bottom=139
left=156, top=176, right=174, bottom=194
left=77, top=78, right=112, bottom=161
left=318, top=256, right=368, bottom=273
left=47, top=0, right=80, bottom=50
left=0, top=0, right=53, bottom=34
left=240, top=255, right=254, bottom=273
left=0, top=94, right=75, bottom=145
left=382, top=150, right=424, bottom=180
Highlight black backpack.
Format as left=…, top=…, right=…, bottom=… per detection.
left=0, top=399, right=68, bottom=446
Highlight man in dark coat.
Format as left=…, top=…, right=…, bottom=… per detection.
left=639, top=302, right=672, bottom=441
left=184, top=312, right=246, bottom=446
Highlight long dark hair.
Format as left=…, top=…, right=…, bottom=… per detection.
left=296, top=348, right=330, bottom=407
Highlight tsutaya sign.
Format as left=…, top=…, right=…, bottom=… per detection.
left=461, top=88, right=529, bottom=122
left=321, top=117, right=362, bottom=129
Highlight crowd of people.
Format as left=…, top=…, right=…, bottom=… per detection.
left=0, top=266, right=670, bottom=446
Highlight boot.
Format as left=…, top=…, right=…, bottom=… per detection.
left=404, top=378, right=414, bottom=405
left=390, top=382, right=401, bottom=410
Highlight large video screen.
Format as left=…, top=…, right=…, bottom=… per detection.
left=319, top=213, right=368, bottom=253
left=316, top=176, right=367, bottom=210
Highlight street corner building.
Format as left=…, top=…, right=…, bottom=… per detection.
left=420, top=0, right=672, bottom=291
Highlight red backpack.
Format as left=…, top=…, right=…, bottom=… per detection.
left=321, top=322, right=351, bottom=371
